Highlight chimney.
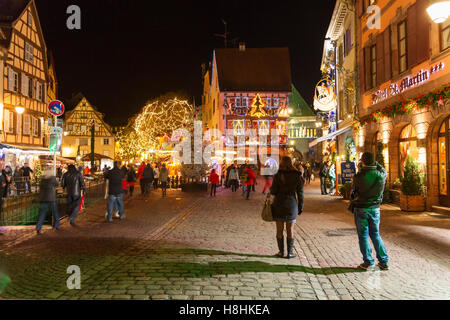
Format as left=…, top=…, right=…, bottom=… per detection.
left=239, top=42, right=246, bottom=51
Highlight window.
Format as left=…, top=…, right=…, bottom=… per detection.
left=32, top=117, right=39, bottom=136
left=28, top=77, right=33, bottom=98
left=440, top=19, right=450, bottom=51
left=338, top=43, right=344, bottom=64
left=235, top=97, right=248, bottom=107
left=67, top=124, right=74, bottom=131
left=21, top=74, right=29, bottom=97
left=232, top=120, right=245, bottom=136
left=398, top=21, right=407, bottom=73
left=23, top=115, right=31, bottom=135
left=25, top=43, right=33, bottom=63
left=79, top=138, right=88, bottom=146
left=258, top=120, right=269, bottom=135
left=103, top=138, right=109, bottom=145
left=81, top=113, right=87, bottom=119
left=27, top=11, right=33, bottom=26
left=370, top=44, right=377, bottom=89
left=81, top=125, right=87, bottom=133
left=344, top=28, right=352, bottom=57
left=36, top=82, right=42, bottom=101
left=8, top=69, right=18, bottom=92
left=399, top=124, right=422, bottom=176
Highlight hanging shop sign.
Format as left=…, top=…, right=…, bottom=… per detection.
left=313, top=77, right=337, bottom=112
left=372, top=62, right=445, bottom=105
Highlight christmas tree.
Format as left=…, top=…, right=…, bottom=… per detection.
left=250, top=94, right=267, bottom=118
left=32, top=161, right=42, bottom=187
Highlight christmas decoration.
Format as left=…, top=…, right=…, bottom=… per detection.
left=353, top=83, right=450, bottom=133
left=116, top=97, right=195, bottom=161
left=249, top=94, right=267, bottom=118
left=32, top=161, right=42, bottom=187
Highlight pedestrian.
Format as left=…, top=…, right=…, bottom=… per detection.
left=142, top=163, right=154, bottom=197
left=153, top=164, right=160, bottom=190
left=242, top=165, right=256, bottom=200
left=104, top=161, right=125, bottom=222
left=159, top=164, right=169, bottom=197
left=36, top=168, right=60, bottom=234
left=22, top=163, right=33, bottom=193
left=319, top=161, right=328, bottom=195
left=138, top=162, right=146, bottom=195
left=328, top=162, right=336, bottom=195
left=270, top=156, right=304, bottom=259
left=262, top=169, right=273, bottom=195
left=120, top=165, right=128, bottom=195
left=13, top=166, right=23, bottom=195
left=2, top=166, right=12, bottom=198
left=0, top=170, right=6, bottom=218
left=350, top=152, right=389, bottom=270
left=126, top=165, right=137, bottom=197
left=61, top=164, right=86, bottom=227
left=102, top=165, right=108, bottom=175
left=227, top=162, right=239, bottom=192
left=209, top=169, right=219, bottom=197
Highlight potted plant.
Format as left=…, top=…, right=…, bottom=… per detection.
left=400, top=156, right=425, bottom=212
left=339, top=182, right=353, bottom=200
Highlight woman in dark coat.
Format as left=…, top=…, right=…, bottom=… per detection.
left=270, top=156, right=304, bottom=259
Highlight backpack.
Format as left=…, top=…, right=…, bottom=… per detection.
left=240, top=171, right=248, bottom=183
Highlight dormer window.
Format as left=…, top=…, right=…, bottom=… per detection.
left=25, top=42, right=33, bottom=63
left=27, top=11, right=33, bottom=26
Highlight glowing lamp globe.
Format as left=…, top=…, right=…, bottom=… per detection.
left=427, top=1, right=450, bottom=23
left=15, top=106, right=25, bottom=114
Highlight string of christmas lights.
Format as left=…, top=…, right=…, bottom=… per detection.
left=116, top=98, right=195, bottom=160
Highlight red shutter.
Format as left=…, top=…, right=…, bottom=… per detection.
left=376, top=34, right=385, bottom=86
left=384, top=26, right=392, bottom=82
left=416, top=0, right=430, bottom=63
left=407, top=3, right=418, bottom=68
left=359, top=49, right=366, bottom=93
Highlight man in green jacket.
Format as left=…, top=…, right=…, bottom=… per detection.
left=351, top=152, right=389, bottom=271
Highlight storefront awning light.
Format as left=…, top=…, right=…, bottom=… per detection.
left=427, top=0, right=450, bottom=23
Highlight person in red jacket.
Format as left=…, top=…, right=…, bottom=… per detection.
left=209, top=169, right=220, bottom=197
left=137, top=162, right=146, bottom=195
left=243, top=165, right=256, bottom=200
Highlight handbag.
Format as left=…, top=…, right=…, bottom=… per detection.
left=261, top=194, right=274, bottom=222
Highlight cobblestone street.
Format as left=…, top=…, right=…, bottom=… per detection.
left=0, top=180, right=449, bottom=300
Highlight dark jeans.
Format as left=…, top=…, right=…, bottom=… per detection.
left=140, top=179, right=145, bottom=195
left=245, top=184, right=252, bottom=199
left=36, top=201, right=60, bottom=231
left=230, top=179, right=238, bottom=192
left=128, top=186, right=135, bottom=197
left=320, top=177, right=327, bottom=194
left=144, top=179, right=152, bottom=196
left=161, top=181, right=167, bottom=196
left=67, top=195, right=82, bottom=223
left=210, top=184, right=217, bottom=196
left=354, top=207, right=389, bottom=265
left=153, top=178, right=159, bottom=189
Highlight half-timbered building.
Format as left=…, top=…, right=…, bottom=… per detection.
left=201, top=45, right=292, bottom=167
left=0, top=0, right=51, bottom=170
left=62, top=93, right=115, bottom=168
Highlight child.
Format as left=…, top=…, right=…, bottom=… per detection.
left=209, top=169, right=219, bottom=197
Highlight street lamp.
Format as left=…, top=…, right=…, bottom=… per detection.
left=15, top=106, right=25, bottom=114
left=427, top=0, right=450, bottom=23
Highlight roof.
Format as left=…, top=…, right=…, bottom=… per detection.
left=214, top=47, right=291, bottom=92
left=0, top=0, right=30, bottom=24
left=289, top=84, right=315, bottom=117
left=65, top=93, right=90, bottom=111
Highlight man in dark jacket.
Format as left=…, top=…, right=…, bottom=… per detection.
left=142, top=164, right=154, bottom=197
left=22, top=163, right=33, bottom=193
left=319, top=161, right=328, bottom=195
left=36, top=168, right=60, bottom=234
left=104, top=161, right=125, bottom=221
left=61, top=164, right=86, bottom=226
left=351, top=152, right=389, bottom=271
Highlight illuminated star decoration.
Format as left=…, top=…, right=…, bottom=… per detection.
left=438, top=99, right=445, bottom=106
left=249, top=93, right=267, bottom=118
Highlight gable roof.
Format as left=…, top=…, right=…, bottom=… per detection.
left=289, top=84, right=315, bottom=117
left=214, top=47, right=291, bottom=92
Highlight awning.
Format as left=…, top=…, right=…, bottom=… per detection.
left=0, top=143, right=54, bottom=155
left=81, top=153, right=113, bottom=161
left=39, top=155, right=76, bottom=164
left=309, top=125, right=352, bottom=148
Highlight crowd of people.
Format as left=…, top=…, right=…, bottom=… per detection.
left=33, top=153, right=389, bottom=271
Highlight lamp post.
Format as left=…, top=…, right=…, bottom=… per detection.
left=426, top=0, right=450, bottom=23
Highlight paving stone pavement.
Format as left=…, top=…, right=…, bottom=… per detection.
left=0, top=180, right=449, bottom=300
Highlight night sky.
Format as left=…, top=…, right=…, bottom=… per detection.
left=35, top=0, right=335, bottom=126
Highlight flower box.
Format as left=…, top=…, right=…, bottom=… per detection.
left=399, top=194, right=425, bottom=212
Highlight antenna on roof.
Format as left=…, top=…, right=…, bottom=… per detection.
left=214, top=19, right=229, bottom=48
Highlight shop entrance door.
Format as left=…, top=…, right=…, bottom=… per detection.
left=438, top=118, right=450, bottom=206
